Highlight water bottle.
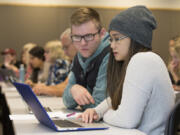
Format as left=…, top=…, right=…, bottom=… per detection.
left=19, top=64, right=25, bottom=83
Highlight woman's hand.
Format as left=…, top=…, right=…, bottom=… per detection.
left=77, top=108, right=99, bottom=123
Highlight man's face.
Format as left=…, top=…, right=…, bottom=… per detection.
left=61, top=37, right=76, bottom=60
left=71, top=21, right=102, bottom=58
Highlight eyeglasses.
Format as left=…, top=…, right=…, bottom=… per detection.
left=71, top=29, right=101, bottom=42
left=109, top=36, right=128, bottom=43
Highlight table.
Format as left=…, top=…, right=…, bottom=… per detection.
left=2, top=83, right=147, bottom=135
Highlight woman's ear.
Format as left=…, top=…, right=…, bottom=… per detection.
left=100, top=27, right=106, bottom=38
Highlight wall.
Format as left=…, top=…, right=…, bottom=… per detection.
left=1, top=0, right=180, bottom=9
left=0, top=1, right=180, bottom=64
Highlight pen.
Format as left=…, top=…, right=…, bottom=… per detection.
left=66, top=112, right=76, bottom=117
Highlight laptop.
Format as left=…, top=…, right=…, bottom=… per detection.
left=12, top=82, right=109, bottom=132
left=0, top=68, right=17, bottom=82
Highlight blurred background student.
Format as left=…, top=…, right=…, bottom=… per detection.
left=21, top=43, right=37, bottom=80
left=61, top=28, right=77, bottom=63
left=25, top=46, right=49, bottom=87
left=44, top=40, right=70, bottom=85
left=168, top=35, right=179, bottom=48
left=32, top=40, right=70, bottom=95
left=168, top=36, right=180, bottom=91
left=33, top=28, right=77, bottom=96
left=1, top=48, right=21, bottom=77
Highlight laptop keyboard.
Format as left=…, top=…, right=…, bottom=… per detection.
left=53, top=119, right=82, bottom=127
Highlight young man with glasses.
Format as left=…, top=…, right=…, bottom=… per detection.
left=63, top=8, right=110, bottom=110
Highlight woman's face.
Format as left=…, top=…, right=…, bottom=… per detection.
left=44, top=49, right=51, bottom=63
left=29, top=55, right=43, bottom=68
left=169, top=48, right=180, bottom=66
left=109, top=31, right=131, bottom=61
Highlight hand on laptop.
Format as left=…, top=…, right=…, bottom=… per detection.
left=71, top=84, right=95, bottom=106
left=77, top=108, right=99, bottom=123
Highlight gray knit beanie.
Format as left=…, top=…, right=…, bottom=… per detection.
left=109, top=5, right=157, bottom=48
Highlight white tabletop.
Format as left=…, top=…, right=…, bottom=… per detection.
left=2, top=83, right=147, bottom=135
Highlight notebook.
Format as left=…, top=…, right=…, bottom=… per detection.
left=12, top=82, right=109, bottom=132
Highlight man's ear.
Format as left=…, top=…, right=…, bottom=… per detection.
left=100, top=27, right=106, bottom=38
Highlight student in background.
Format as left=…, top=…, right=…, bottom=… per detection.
left=45, top=40, right=70, bottom=85
left=32, top=40, right=70, bottom=95
left=78, top=6, right=175, bottom=135
left=32, top=28, right=77, bottom=97
left=21, top=43, right=37, bottom=80
left=61, top=28, right=77, bottom=63
left=168, top=35, right=179, bottom=48
left=1, top=48, right=21, bottom=76
left=168, top=37, right=180, bottom=91
left=63, top=8, right=110, bottom=110
left=25, top=46, right=47, bottom=87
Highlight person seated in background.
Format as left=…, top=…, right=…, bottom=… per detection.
left=168, top=35, right=179, bottom=48
left=168, top=37, right=180, bottom=91
left=32, top=28, right=77, bottom=97
left=45, top=40, right=70, bottom=85
left=25, top=46, right=48, bottom=87
left=61, top=28, right=77, bottom=63
left=78, top=6, right=175, bottom=135
left=63, top=8, right=110, bottom=110
left=32, top=40, right=70, bottom=95
left=21, top=43, right=37, bottom=80
left=1, top=48, right=21, bottom=77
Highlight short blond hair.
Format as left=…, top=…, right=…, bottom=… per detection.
left=168, top=38, right=180, bottom=76
left=23, top=43, right=37, bottom=65
left=44, top=40, right=69, bottom=62
left=70, top=8, right=102, bottom=30
left=172, top=38, right=180, bottom=60
left=23, top=43, right=37, bottom=52
left=60, top=28, right=71, bottom=41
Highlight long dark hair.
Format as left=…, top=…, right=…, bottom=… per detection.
left=107, top=40, right=151, bottom=110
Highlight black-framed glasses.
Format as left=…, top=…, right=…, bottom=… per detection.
left=109, top=36, right=128, bottom=43
left=71, top=29, right=101, bottom=42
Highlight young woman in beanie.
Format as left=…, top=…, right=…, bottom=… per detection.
left=78, top=6, right=175, bottom=135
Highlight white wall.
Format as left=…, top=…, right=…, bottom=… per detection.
left=0, top=0, right=180, bottom=9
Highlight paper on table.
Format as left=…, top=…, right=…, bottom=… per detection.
left=9, top=111, right=82, bottom=120
left=51, top=111, right=82, bottom=119
left=9, top=114, right=36, bottom=120
left=174, top=91, right=180, bottom=94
